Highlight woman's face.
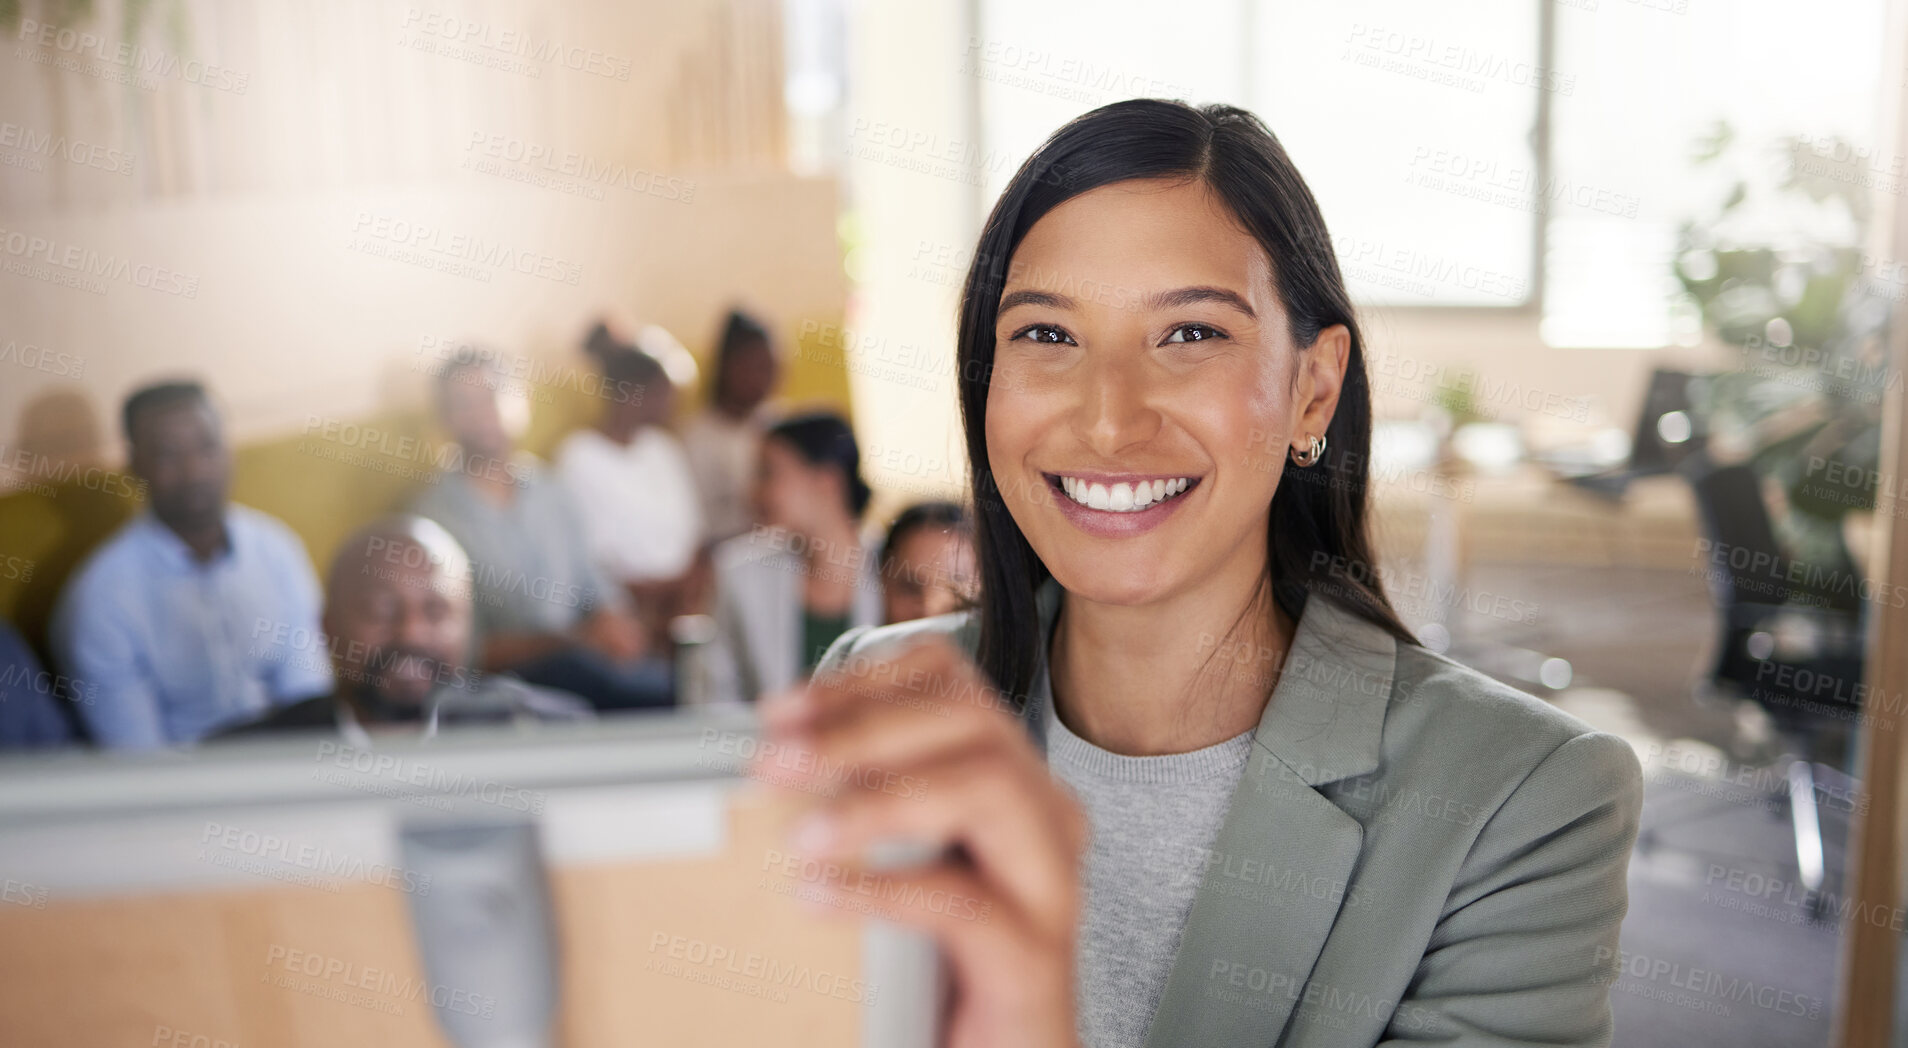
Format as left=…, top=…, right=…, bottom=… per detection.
left=753, top=436, right=841, bottom=538
left=984, top=177, right=1348, bottom=608
left=882, top=527, right=979, bottom=623
left=723, top=337, right=779, bottom=411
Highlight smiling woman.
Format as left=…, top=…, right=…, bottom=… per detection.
left=758, top=99, right=1644, bottom=1048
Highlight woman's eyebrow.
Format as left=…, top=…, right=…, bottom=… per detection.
left=1144, top=285, right=1257, bottom=318
left=996, top=285, right=1257, bottom=319
left=998, top=288, right=1072, bottom=313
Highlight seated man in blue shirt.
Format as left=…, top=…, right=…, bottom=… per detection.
left=215, top=515, right=590, bottom=740
left=51, top=381, right=332, bottom=748
left=409, top=347, right=673, bottom=711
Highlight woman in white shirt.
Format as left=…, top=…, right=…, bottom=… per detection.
left=555, top=345, right=704, bottom=637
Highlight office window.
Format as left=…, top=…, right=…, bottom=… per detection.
left=1249, top=1, right=1544, bottom=308
left=973, top=0, right=1248, bottom=201
left=1542, top=0, right=1887, bottom=348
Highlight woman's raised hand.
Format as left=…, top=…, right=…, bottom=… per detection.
left=757, top=636, right=1087, bottom=1048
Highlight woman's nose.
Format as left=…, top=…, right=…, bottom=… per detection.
left=1073, top=352, right=1160, bottom=455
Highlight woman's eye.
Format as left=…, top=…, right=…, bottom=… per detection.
left=1163, top=323, right=1226, bottom=344
left=1011, top=324, right=1075, bottom=345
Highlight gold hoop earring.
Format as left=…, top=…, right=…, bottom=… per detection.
left=1290, top=434, right=1327, bottom=468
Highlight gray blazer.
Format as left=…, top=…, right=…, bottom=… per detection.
left=704, top=528, right=885, bottom=705
left=817, top=577, right=1643, bottom=1048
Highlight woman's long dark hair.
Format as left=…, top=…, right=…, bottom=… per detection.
left=958, top=99, right=1414, bottom=704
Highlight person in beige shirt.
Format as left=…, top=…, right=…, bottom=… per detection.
left=682, top=308, right=781, bottom=543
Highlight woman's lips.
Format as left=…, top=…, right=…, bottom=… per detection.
left=1041, top=472, right=1201, bottom=537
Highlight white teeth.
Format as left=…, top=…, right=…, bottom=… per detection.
left=1057, top=475, right=1194, bottom=513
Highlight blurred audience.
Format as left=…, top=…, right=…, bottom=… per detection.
left=557, top=341, right=706, bottom=639
left=410, top=348, right=672, bottom=712
left=878, top=501, right=978, bottom=624
left=216, top=516, right=590, bottom=740
left=705, top=412, right=881, bottom=705
left=50, top=381, right=331, bottom=748
left=682, top=309, right=781, bottom=543
left=0, top=618, right=78, bottom=748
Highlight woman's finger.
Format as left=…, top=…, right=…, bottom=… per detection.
left=789, top=743, right=1084, bottom=940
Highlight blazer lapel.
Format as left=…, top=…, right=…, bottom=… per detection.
left=1142, top=595, right=1398, bottom=1048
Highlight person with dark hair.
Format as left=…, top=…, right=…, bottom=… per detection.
left=756, top=101, right=1643, bottom=1048
left=556, top=345, right=703, bottom=603
left=411, top=348, right=671, bottom=712
left=682, top=307, right=781, bottom=542
left=702, top=411, right=880, bottom=705
left=878, top=500, right=976, bottom=624
left=51, top=380, right=331, bottom=748
left=214, top=516, right=589, bottom=740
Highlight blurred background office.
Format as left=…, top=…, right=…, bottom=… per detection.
left=1, top=0, right=1906, bottom=1044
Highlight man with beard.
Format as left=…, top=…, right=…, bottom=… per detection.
left=52, top=381, right=332, bottom=748
left=215, top=515, right=591, bottom=740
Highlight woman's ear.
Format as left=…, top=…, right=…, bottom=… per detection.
left=1293, top=324, right=1351, bottom=452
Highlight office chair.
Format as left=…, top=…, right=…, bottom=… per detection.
left=1561, top=368, right=1706, bottom=498
left=1654, top=453, right=1867, bottom=910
